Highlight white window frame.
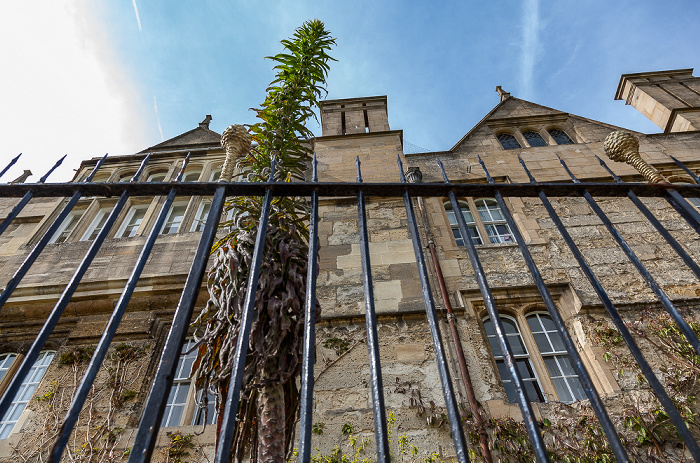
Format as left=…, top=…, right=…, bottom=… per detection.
left=483, top=315, right=545, bottom=403
left=160, top=201, right=188, bottom=235
left=190, top=200, right=212, bottom=232
left=161, top=340, right=218, bottom=427
left=80, top=207, right=111, bottom=241
left=526, top=312, right=586, bottom=403
left=0, top=351, right=55, bottom=439
left=48, top=210, right=85, bottom=244
left=444, top=200, right=483, bottom=246
left=445, top=198, right=515, bottom=247
left=115, top=205, right=149, bottom=238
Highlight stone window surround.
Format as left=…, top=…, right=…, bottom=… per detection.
left=442, top=196, right=517, bottom=248
left=38, top=159, right=226, bottom=244
left=488, top=114, right=579, bottom=150
left=495, top=126, right=577, bottom=150
left=462, top=284, right=618, bottom=412
left=479, top=304, right=581, bottom=404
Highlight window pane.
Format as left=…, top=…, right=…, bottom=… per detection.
left=193, top=390, right=217, bottom=426
left=50, top=212, right=84, bottom=244
left=523, top=131, right=547, bottom=147
left=120, top=207, right=147, bottom=238
left=552, top=378, right=573, bottom=403
left=549, top=129, right=574, bottom=145
left=497, top=133, right=521, bottom=150
left=445, top=201, right=482, bottom=246
left=161, top=205, right=187, bottom=234
left=533, top=333, right=553, bottom=353
left=147, top=172, right=167, bottom=182
left=183, top=170, right=202, bottom=182
left=0, top=354, right=16, bottom=382
left=0, top=352, right=55, bottom=439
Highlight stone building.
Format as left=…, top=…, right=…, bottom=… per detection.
left=0, top=68, right=699, bottom=461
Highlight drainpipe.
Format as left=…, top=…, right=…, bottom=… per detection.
left=406, top=167, right=493, bottom=463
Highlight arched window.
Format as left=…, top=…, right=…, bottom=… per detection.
left=475, top=199, right=514, bottom=244
left=548, top=129, right=574, bottom=145
left=522, top=131, right=548, bottom=147
left=497, top=133, right=521, bottom=150
left=146, top=171, right=167, bottom=182
left=183, top=168, right=203, bottom=183
left=0, top=351, right=56, bottom=439
left=444, top=201, right=482, bottom=246
left=483, top=316, right=544, bottom=403
left=526, top=313, right=586, bottom=403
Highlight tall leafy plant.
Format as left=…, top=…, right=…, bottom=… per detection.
left=191, top=20, right=334, bottom=462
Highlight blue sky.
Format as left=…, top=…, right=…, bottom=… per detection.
left=1, top=1, right=699, bottom=181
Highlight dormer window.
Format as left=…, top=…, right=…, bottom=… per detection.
left=548, top=129, right=574, bottom=145
left=522, top=131, right=547, bottom=147
left=497, top=133, right=521, bottom=150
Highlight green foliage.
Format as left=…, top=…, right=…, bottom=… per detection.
left=59, top=346, right=94, bottom=366
left=191, top=19, right=334, bottom=462
left=36, top=380, right=58, bottom=402
left=110, top=343, right=147, bottom=363
left=324, top=337, right=352, bottom=356
left=302, top=412, right=448, bottom=463
left=313, top=422, right=326, bottom=435
left=165, top=431, right=195, bottom=463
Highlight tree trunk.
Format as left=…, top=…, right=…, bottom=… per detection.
left=257, top=368, right=286, bottom=463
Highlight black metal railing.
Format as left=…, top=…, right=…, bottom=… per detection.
left=0, top=152, right=700, bottom=462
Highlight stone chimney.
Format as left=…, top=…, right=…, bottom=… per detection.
left=319, top=96, right=390, bottom=136
left=615, top=69, right=700, bottom=133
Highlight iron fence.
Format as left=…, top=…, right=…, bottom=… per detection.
left=0, top=152, right=699, bottom=462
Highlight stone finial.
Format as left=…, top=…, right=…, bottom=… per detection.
left=219, top=124, right=251, bottom=182
left=10, top=169, right=32, bottom=184
left=603, top=131, right=664, bottom=183
left=199, top=115, right=213, bottom=129
left=406, top=166, right=423, bottom=183
left=496, top=86, right=511, bottom=102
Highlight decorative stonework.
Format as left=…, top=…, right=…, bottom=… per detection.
left=603, top=131, right=664, bottom=183
left=219, top=124, right=252, bottom=182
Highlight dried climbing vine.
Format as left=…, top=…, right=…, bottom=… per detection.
left=5, top=343, right=147, bottom=463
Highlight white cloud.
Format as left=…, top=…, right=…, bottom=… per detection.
left=132, top=0, right=142, bottom=32
left=521, top=0, right=540, bottom=100
left=0, top=2, right=148, bottom=182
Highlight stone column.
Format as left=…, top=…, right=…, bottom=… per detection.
left=219, top=124, right=252, bottom=182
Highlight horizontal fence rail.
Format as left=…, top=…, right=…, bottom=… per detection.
left=0, top=153, right=699, bottom=462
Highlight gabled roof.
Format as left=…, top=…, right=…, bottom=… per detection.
left=450, top=96, right=639, bottom=151
left=139, top=122, right=221, bottom=153
left=450, top=97, right=567, bottom=151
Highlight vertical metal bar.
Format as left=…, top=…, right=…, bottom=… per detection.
left=298, top=154, right=319, bottom=462
left=0, top=155, right=149, bottom=422
left=397, top=155, right=470, bottom=463
left=596, top=155, right=700, bottom=280
left=478, top=155, right=628, bottom=461
left=519, top=156, right=700, bottom=461
left=0, top=154, right=109, bottom=306
left=558, top=156, right=700, bottom=358
left=355, top=157, right=390, bottom=462
left=669, top=154, right=700, bottom=184
left=215, top=159, right=277, bottom=463
left=666, top=187, right=700, bottom=230
left=0, top=153, right=21, bottom=179
left=0, top=155, right=67, bottom=237
left=49, top=155, right=190, bottom=462
left=436, top=157, right=549, bottom=463
left=129, top=184, right=228, bottom=463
